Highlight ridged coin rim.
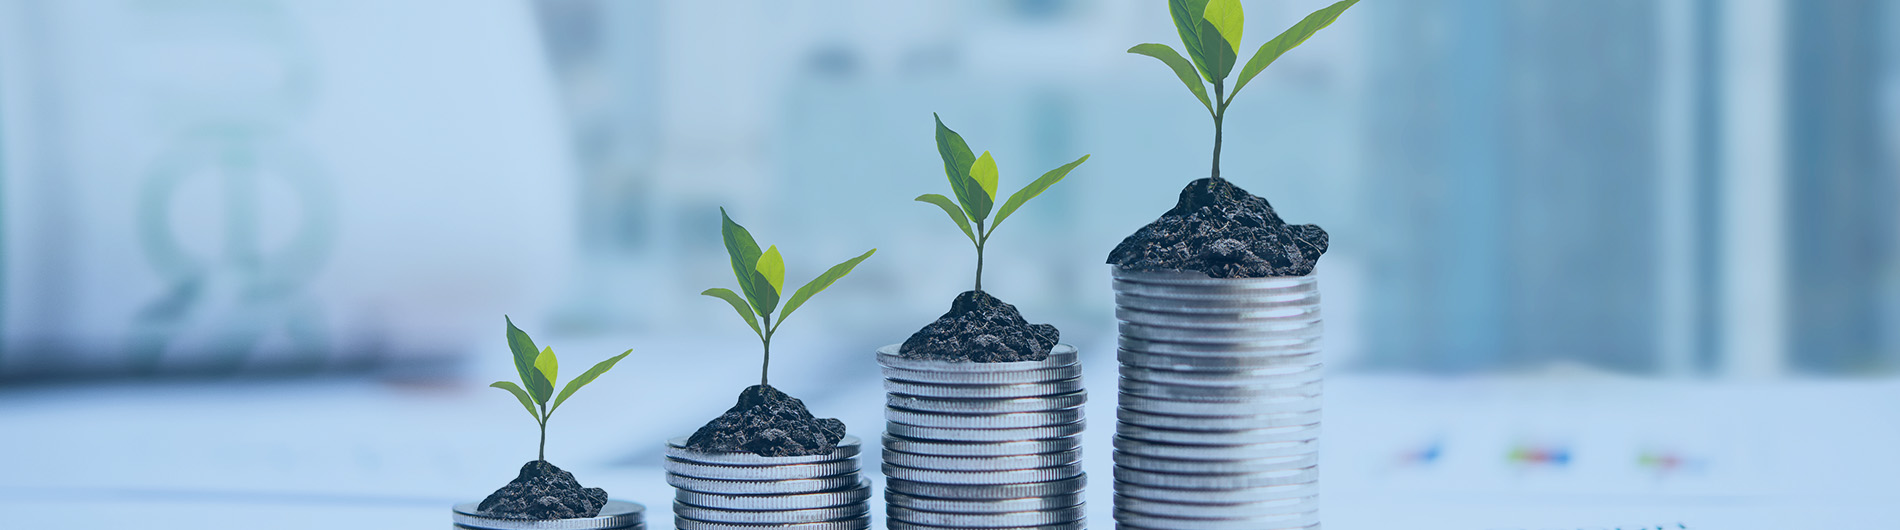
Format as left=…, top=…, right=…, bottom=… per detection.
left=1113, top=507, right=1318, bottom=530
left=1114, top=479, right=1318, bottom=503
left=1114, top=493, right=1319, bottom=518
left=885, top=474, right=1086, bottom=500
left=887, top=504, right=1086, bottom=527
left=885, top=407, right=1084, bottom=429
left=1113, top=465, right=1318, bottom=489
left=883, top=490, right=1083, bottom=514
left=1112, top=435, right=1317, bottom=460
left=882, top=461, right=1084, bottom=485
left=1116, top=407, right=1321, bottom=430
left=887, top=420, right=1086, bottom=442
left=885, top=378, right=1084, bottom=399
left=886, top=391, right=1088, bottom=414
left=665, top=473, right=860, bottom=495
left=1116, top=422, right=1321, bottom=445
left=663, top=457, right=859, bottom=480
left=881, top=448, right=1081, bottom=471
left=882, top=433, right=1082, bottom=457
left=1112, top=450, right=1319, bottom=473
left=666, top=436, right=860, bottom=465
left=674, top=480, right=869, bottom=511
left=672, top=516, right=869, bottom=530
left=671, top=502, right=867, bottom=524
left=452, top=500, right=645, bottom=530
left=875, top=344, right=1077, bottom=372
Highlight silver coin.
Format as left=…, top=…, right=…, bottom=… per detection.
left=888, top=504, right=1086, bottom=527
left=673, top=516, right=869, bottom=530
left=882, top=461, right=1084, bottom=485
left=1114, top=289, right=1319, bottom=312
left=1118, top=364, right=1323, bottom=387
left=883, top=365, right=1083, bottom=386
left=672, top=501, right=867, bottom=525
left=875, top=344, right=1078, bottom=372
left=885, top=475, right=1086, bottom=500
left=664, top=457, right=859, bottom=481
left=1118, top=392, right=1321, bottom=417
left=1113, top=466, right=1317, bottom=489
left=1111, top=266, right=1317, bottom=289
left=666, top=436, right=860, bottom=466
left=1118, top=378, right=1322, bottom=401
left=888, top=420, right=1085, bottom=442
left=1114, top=493, right=1318, bottom=519
left=666, top=472, right=861, bottom=495
left=883, top=448, right=1081, bottom=472
left=1117, top=321, right=1323, bottom=344
left=453, top=500, right=645, bottom=530
left=882, top=434, right=1082, bottom=457
left=1114, top=479, right=1318, bottom=504
left=1115, top=422, right=1320, bottom=445
left=674, top=480, right=870, bottom=511
left=886, top=378, right=1085, bottom=399
left=1114, top=507, right=1318, bottom=530
left=886, top=407, right=1084, bottom=429
left=1118, top=335, right=1321, bottom=356
left=1113, top=451, right=1318, bottom=473
left=887, top=391, right=1088, bottom=415
left=1116, top=407, right=1321, bottom=430
left=883, top=490, right=1083, bottom=514
left=1118, top=348, right=1319, bottom=370
left=886, top=519, right=1084, bottom=530
left=1116, top=306, right=1323, bottom=330
left=1112, top=435, right=1317, bottom=460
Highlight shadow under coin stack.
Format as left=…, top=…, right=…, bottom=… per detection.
left=1110, top=269, right=1324, bottom=530
left=878, top=344, right=1089, bottom=530
left=665, top=436, right=873, bottom=530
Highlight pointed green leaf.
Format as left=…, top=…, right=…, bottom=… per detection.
left=1197, top=19, right=1237, bottom=82
left=756, top=246, right=785, bottom=294
left=701, top=288, right=764, bottom=339
left=969, top=151, right=999, bottom=201
left=490, top=381, right=541, bottom=422
left=777, top=249, right=876, bottom=324
left=1169, top=0, right=1214, bottom=82
left=933, top=114, right=991, bottom=224
left=915, top=194, right=977, bottom=245
left=1233, top=0, right=1358, bottom=97
left=551, top=349, right=631, bottom=412
left=504, top=316, right=540, bottom=394
left=748, top=270, right=780, bottom=315
left=993, top=154, right=1089, bottom=230
left=718, top=208, right=766, bottom=313
left=1202, top=0, right=1243, bottom=54
left=1128, top=44, right=1213, bottom=115
left=530, top=346, right=557, bottom=403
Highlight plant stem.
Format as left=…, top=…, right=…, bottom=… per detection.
left=759, top=313, right=773, bottom=387
left=1211, top=80, right=1227, bottom=181
left=973, top=220, right=987, bottom=292
left=538, top=404, right=548, bottom=462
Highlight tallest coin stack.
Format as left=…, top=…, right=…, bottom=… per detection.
left=1110, top=268, right=1324, bottom=530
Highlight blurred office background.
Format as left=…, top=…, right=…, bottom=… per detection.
left=0, top=0, right=1896, bottom=529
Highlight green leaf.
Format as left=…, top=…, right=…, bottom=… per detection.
left=1197, top=19, right=1237, bottom=82
left=776, top=249, right=876, bottom=325
left=756, top=245, right=785, bottom=294
left=1233, top=0, right=1358, bottom=97
left=1128, top=44, right=1213, bottom=114
left=969, top=151, right=999, bottom=201
left=1202, top=0, right=1243, bottom=54
left=992, top=154, right=1089, bottom=230
left=915, top=194, right=977, bottom=245
left=933, top=114, right=991, bottom=224
left=718, top=208, right=766, bottom=313
left=550, top=349, right=631, bottom=413
left=530, top=346, right=557, bottom=403
left=504, top=316, right=540, bottom=396
left=701, top=288, right=764, bottom=339
left=1169, top=0, right=1213, bottom=82
left=490, top=381, right=541, bottom=422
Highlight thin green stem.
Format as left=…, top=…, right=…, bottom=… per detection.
left=973, top=220, right=988, bottom=292
left=759, top=313, right=774, bottom=386
left=538, top=403, right=549, bottom=461
left=1211, top=79, right=1227, bottom=181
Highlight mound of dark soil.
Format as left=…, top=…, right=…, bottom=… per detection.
left=685, top=384, right=846, bottom=457
left=899, top=290, right=1058, bottom=362
left=1107, top=177, right=1328, bottom=278
left=477, top=460, right=608, bottom=520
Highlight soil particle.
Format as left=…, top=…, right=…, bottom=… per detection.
left=1107, top=177, right=1328, bottom=278
left=899, top=290, right=1059, bottom=362
left=686, top=384, right=846, bottom=457
left=477, top=460, right=609, bottom=520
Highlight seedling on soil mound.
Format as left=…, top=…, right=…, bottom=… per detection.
left=701, top=208, right=875, bottom=386
left=916, top=114, right=1089, bottom=292
left=491, top=317, right=632, bottom=462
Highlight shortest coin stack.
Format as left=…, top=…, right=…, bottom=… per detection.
left=665, top=436, right=873, bottom=530
left=879, top=344, right=1088, bottom=530
left=454, top=501, right=648, bottom=530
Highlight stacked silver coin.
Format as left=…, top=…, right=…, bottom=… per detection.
left=878, top=343, right=1088, bottom=530
left=665, top=436, right=873, bottom=530
left=453, top=501, right=647, bottom=530
left=1110, top=268, right=1324, bottom=530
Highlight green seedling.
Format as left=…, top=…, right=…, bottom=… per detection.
left=491, top=316, right=632, bottom=462
left=702, top=208, right=876, bottom=386
left=1129, top=0, right=1358, bottom=180
left=917, top=114, right=1090, bottom=292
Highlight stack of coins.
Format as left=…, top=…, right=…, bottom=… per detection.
left=453, top=501, right=647, bottom=530
left=1110, top=268, right=1324, bottom=530
left=877, top=344, right=1089, bottom=530
left=665, top=436, right=873, bottom=530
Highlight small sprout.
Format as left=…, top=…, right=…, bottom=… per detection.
left=916, top=114, right=1089, bottom=292
left=491, top=316, right=632, bottom=462
left=701, top=208, right=875, bottom=386
left=1130, top=0, right=1358, bottom=180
